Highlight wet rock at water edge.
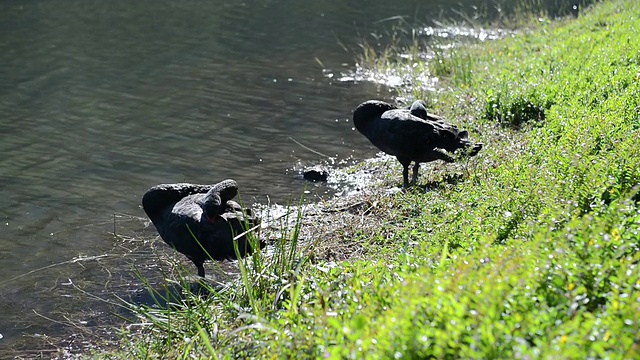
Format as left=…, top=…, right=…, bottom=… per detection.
left=303, top=166, right=329, bottom=182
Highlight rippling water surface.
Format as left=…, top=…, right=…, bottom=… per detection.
left=0, top=0, right=419, bottom=350
left=0, top=0, right=585, bottom=352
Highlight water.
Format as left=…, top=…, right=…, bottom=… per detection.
left=0, top=0, right=587, bottom=353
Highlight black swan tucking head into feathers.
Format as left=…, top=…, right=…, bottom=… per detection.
left=353, top=100, right=482, bottom=187
left=142, top=179, right=263, bottom=277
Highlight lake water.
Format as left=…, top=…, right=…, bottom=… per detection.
left=0, top=0, right=586, bottom=354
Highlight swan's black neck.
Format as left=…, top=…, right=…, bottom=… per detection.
left=409, top=100, right=428, bottom=120
left=202, top=179, right=239, bottom=219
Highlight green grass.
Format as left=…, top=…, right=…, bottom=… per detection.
left=99, top=0, right=640, bottom=358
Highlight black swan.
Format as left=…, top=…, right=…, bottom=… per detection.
left=142, top=179, right=263, bottom=277
left=353, top=100, right=483, bottom=187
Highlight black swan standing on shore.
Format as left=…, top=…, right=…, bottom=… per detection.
left=142, top=179, right=263, bottom=277
left=353, top=100, right=483, bottom=187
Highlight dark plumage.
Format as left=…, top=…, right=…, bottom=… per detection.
left=142, top=179, right=263, bottom=277
left=409, top=99, right=448, bottom=124
left=409, top=100, right=429, bottom=120
left=353, top=100, right=483, bottom=187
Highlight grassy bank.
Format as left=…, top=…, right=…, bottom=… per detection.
left=101, top=1, right=639, bottom=358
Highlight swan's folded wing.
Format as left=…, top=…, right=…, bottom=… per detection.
left=142, top=183, right=213, bottom=220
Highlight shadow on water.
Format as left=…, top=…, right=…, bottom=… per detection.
left=117, top=277, right=221, bottom=317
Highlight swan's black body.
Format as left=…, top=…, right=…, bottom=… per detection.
left=142, top=179, right=263, bottom=277
left=354, top=100, right=483, bottom=187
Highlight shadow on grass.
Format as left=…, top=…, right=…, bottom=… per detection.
left=411, top=172, right=466, bottom=192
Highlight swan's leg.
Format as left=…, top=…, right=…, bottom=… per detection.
left=397, top=157, right=412, bottom=188
left=403, top=165, right=410, bottom=188
left=411, top=162, right=420, bottom=185
left=192, top=260, right=205, bottom=277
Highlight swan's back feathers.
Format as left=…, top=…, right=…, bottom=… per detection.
left=142, top=183, right=215, bottom=221
left=369, top=107, right=475, bottom=159
left=353, top=99, right=483, bottom=168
